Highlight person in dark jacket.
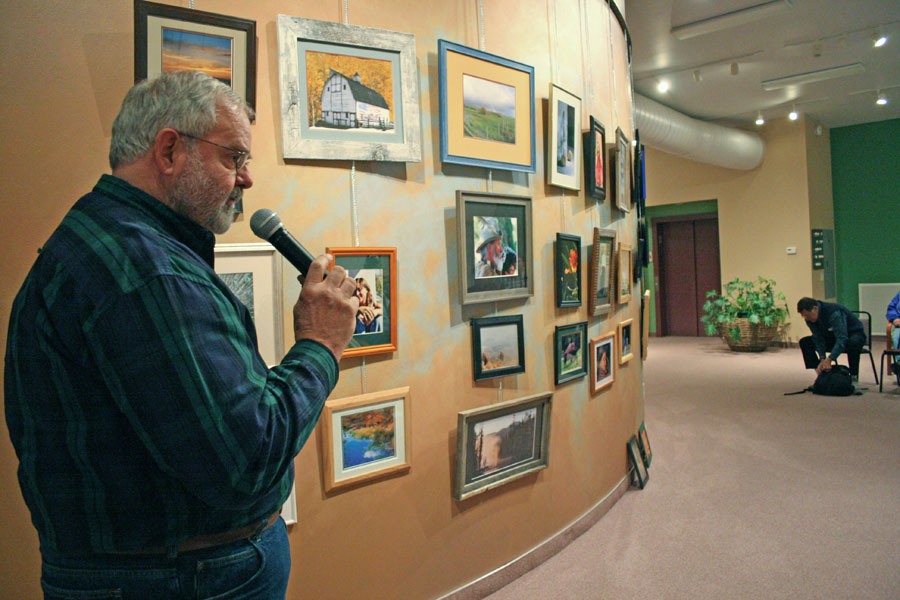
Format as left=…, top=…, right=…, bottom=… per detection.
left=797, top=297, right=866, bottom=388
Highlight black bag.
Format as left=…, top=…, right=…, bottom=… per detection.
left=785, top=364, right=854, bottom=397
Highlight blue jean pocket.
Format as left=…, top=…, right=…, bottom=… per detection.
left=194, top=543, right=264, bottom=600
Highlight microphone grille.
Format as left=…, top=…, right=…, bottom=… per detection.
left=250, top=208, right=282, bottom=240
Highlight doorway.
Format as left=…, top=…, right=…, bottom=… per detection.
left=653, top=214, right=721, bottom=336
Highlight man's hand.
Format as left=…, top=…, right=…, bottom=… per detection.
left=892, top=318, right=900, bottom=328
left=816, top=357, right=833, bottom=375
left=293, top=254, right=359, bottom=360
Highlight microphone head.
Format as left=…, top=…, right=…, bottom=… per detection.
left=250, top=208, right=283, bottom=240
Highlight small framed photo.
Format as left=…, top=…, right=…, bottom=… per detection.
left=554, top=321, right=588, bottom=385
left=589, top=228, right=617, bottom=317
left=627, top=435, right=649, bottom=489
left=641, top=289, right=651, bottom=360
left=583, top=116, right=606, bottom=200
left=322, top=387, right=411, bottom=493
left=547, top=84, right=582, bottom=190
left=326, top=247, right=397, bottom=358
left=611, top=127, right=631, bottom=212
left=456, top=191, right=534, bottom=305
left=454, top=392, right=552, bottom=500
left=134, top=1, right=257, bottom=109
left=618, top=242, right=633, bottom=305
left=276, top=15, right=421, bottom=162
left=214, top=243, right=284, bottom=366
left=618, top=318, right=634, bottom=364
left=439, top=39, right=536, bottom=173
left=590, top=332, right=615, bottom=393
left=555, top=233, right=582, bottom=307
left=637, top=421, right=652, bottom=468
left=471, top=315, right=526, bottom=381
left=633, top=135, right=645, bottom=209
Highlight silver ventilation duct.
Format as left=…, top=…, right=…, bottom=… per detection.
left=634, top=94, right=765, bottom=171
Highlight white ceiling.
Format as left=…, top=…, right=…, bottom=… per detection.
left=625, top=0, right=900, bottom=129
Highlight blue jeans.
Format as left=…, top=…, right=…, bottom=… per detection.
left=40, top=517, right=290, bottom=600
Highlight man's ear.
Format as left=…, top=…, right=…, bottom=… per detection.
left=153, top=129, right=180, bottom=176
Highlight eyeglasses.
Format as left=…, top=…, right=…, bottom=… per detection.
left=177, top=132, right=251, bottom=171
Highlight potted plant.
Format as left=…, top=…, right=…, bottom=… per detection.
left=700, top=277, right=789, bottom=352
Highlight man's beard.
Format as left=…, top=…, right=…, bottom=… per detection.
left=166, top=151, right=239, bottom=234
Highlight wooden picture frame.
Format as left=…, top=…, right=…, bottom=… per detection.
left=547, top=84, right=582, bottom=190
left=454, top=392, right=552, bottom=500
left=618, top=318, right=634, bottom=364
left=641, top=289, right=651, bottom=360
left=589, top=228, right=617, bottom=317
left=214, top=243, right=284, bottom=367
left=628, top=435, right=649, bottom=488
left=555, top=233, right=582, bottom=307
left=322, top=387, right=411, bottom=493
left=276, top=15, right=421, bottom=162
left=439, top=39, right=536, bottom=173
left=611, top=127, right=631, bottom=212
left=134, top=0, right=257, bottom=108
left=590, top=332, right=615, bottom=393
left=326, top=247, right=398, bottom=358
left=618, top=242, right=633, bottom=305
left=554, top=321, right=588, bottom=385
left=456, top=191, right=534, bottom=305
left=637, top=421, right=652, bottom=468
left=583, top=116, right=606, bottom=200
left=471, top=315, right=526, bottom=381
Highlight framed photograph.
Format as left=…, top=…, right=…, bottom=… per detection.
left=555, top=233, right=582, bottom=307
left=589, top=228, right=617, bottom=317
left=590, top=332, right=615, bottom=393
left=618, top=242, right=633, bottom=305
left=641, top=289, right=651, bottom=360
left=214, top=243, right=284, bottom=366
left=583, top=116, right=606, bottom=200
left=134, top=0, right=257, bottom=108
left=456, top=191, right=534, bottom=305
left=618, top=318, right=634, bottom=365
left=439, top=39, right=536, bottom=173
left=554, top=321, right=588, bottom=385
left=611, top=127, right=631, bottom=212
left=547, top=84, right=582, bottom=190
left=633, top=133, right=645, bottom=209
left=322, top=387, right=411, bottom=492
left=276, top=15, right=421, bottom=162
left=325, top=247, right=397, bottom=358
left=454, top=392, right=552, bottom=500
left=628, top=435, right=649, bottom=489
left=472, top=315, right=526, bottom=381
left=637, top=421, right=652, bottom=468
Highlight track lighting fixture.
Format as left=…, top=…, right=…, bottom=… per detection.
left=876, top=91, right=888, bottom=105
left=755, top=113, right=765, bottom=125
left=873, top=28, right=887, bottom=48
left=693, top=69, right=702, bottom=83
left=731, top=62, right=739, bottom=76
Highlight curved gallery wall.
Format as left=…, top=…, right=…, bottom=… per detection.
left=0, top=1, right=644, bottom=598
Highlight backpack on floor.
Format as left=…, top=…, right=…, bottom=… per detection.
left=785, top=364, right=854, bottom=397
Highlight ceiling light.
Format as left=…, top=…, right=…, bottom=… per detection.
left=657, top=80, right=670, bottom=93
left=873, top=29, right=888, bottom=48
left=755, top=113, right=765, bottom=125
left=670, top=0, right=793, bottom=40
left=788, top=106, right=798, bottom=120
left=876, top=92, right=888, bottom=105
left=731, top=62, right=739, bottom=76
left=761, top=63, right=865, bottom=91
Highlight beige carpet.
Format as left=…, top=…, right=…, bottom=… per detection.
left=484, top=336, right=900, bottom=600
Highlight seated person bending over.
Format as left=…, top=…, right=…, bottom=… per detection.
left=887, top=290, right=900, bottom=374
left=797, top=297, right=867, bottom=391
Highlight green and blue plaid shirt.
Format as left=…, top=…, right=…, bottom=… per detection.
left=5, top=175, right=338, bottom=556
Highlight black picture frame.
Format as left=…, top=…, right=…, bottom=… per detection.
left=583, top=116, right=606, bottom=200
left=554, top=321, right=588, bottom=385
left=555, top=233, right=582, bottom=307
left=628, top=435, right=649, bottom=488
left=471, top=315, right=526, bottom=381
left=134, top=0, right=257, bottom=109
left=637, top=421, right=652, bottom=468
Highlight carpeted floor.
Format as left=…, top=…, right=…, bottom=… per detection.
left=484, top=336, right=900, bottom=600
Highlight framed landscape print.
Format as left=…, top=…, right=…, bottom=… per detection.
left=439, top=39, right=536, bottom=173
left=457, top=191, right=534, bottom=305
left=471, top=315, right=526, bottom=381
left=276, top=15, right=421, bottom=162
left=618, top=242, right=633, bottom=305
left=326, top=247, right=397, bottom=358
left=618, top=318, right=634, bottom=365
left=611, top=127, right=631, bottom=212
left=547, top=84, right=582, bottom=190
left=214, top=243, right=284, bottom=366
left=454, top=392, right=552, bottom=500
left=322, top=387, right=411, bottom=492
left=589, top=228, right=616, bottom=317
left=555, top=233, right=582, bottom=307
left=583, top=116, right=606, bottom=200
left=637, top=421, right=652, bottom=468
left=134, top=1, right=257, bottom=108
left=628, top=435, right=649, bottom=488
left=590, top=332, right=615, bottom=393
left=554, top=321, right=588, bottom=385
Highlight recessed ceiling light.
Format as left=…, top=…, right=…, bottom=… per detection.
left=755, top=113, right=765, bottom=125
left=876, top=92, right=888, bottom=105
left=873, top=30, right=888, bottom=48
left=788, top=107, right=798, bottom=120
left=657, top=80, right=670, bottom=93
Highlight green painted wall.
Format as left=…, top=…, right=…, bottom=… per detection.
left=644, top=199, right=719, bottom=333
left=830, top=118, right=900, bottom=309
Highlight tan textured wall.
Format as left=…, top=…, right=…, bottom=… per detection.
left=0, top=1, right=639, bottom=599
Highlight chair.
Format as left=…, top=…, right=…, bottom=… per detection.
left=851, top=311, right=878, bottom=385
left=879, top=322, right=900, bottom=392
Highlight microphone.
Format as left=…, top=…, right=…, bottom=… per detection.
left=250, top=209, right=318, bottom=276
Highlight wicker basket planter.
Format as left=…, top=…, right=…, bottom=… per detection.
left=718, top=319, right=779, bottom=352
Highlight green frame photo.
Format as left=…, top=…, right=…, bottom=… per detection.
left=554, top=321, right=588, bottom=385
left=471, top=315, right=526, bottom=381
left=555, top=233, right=582, bottom=308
